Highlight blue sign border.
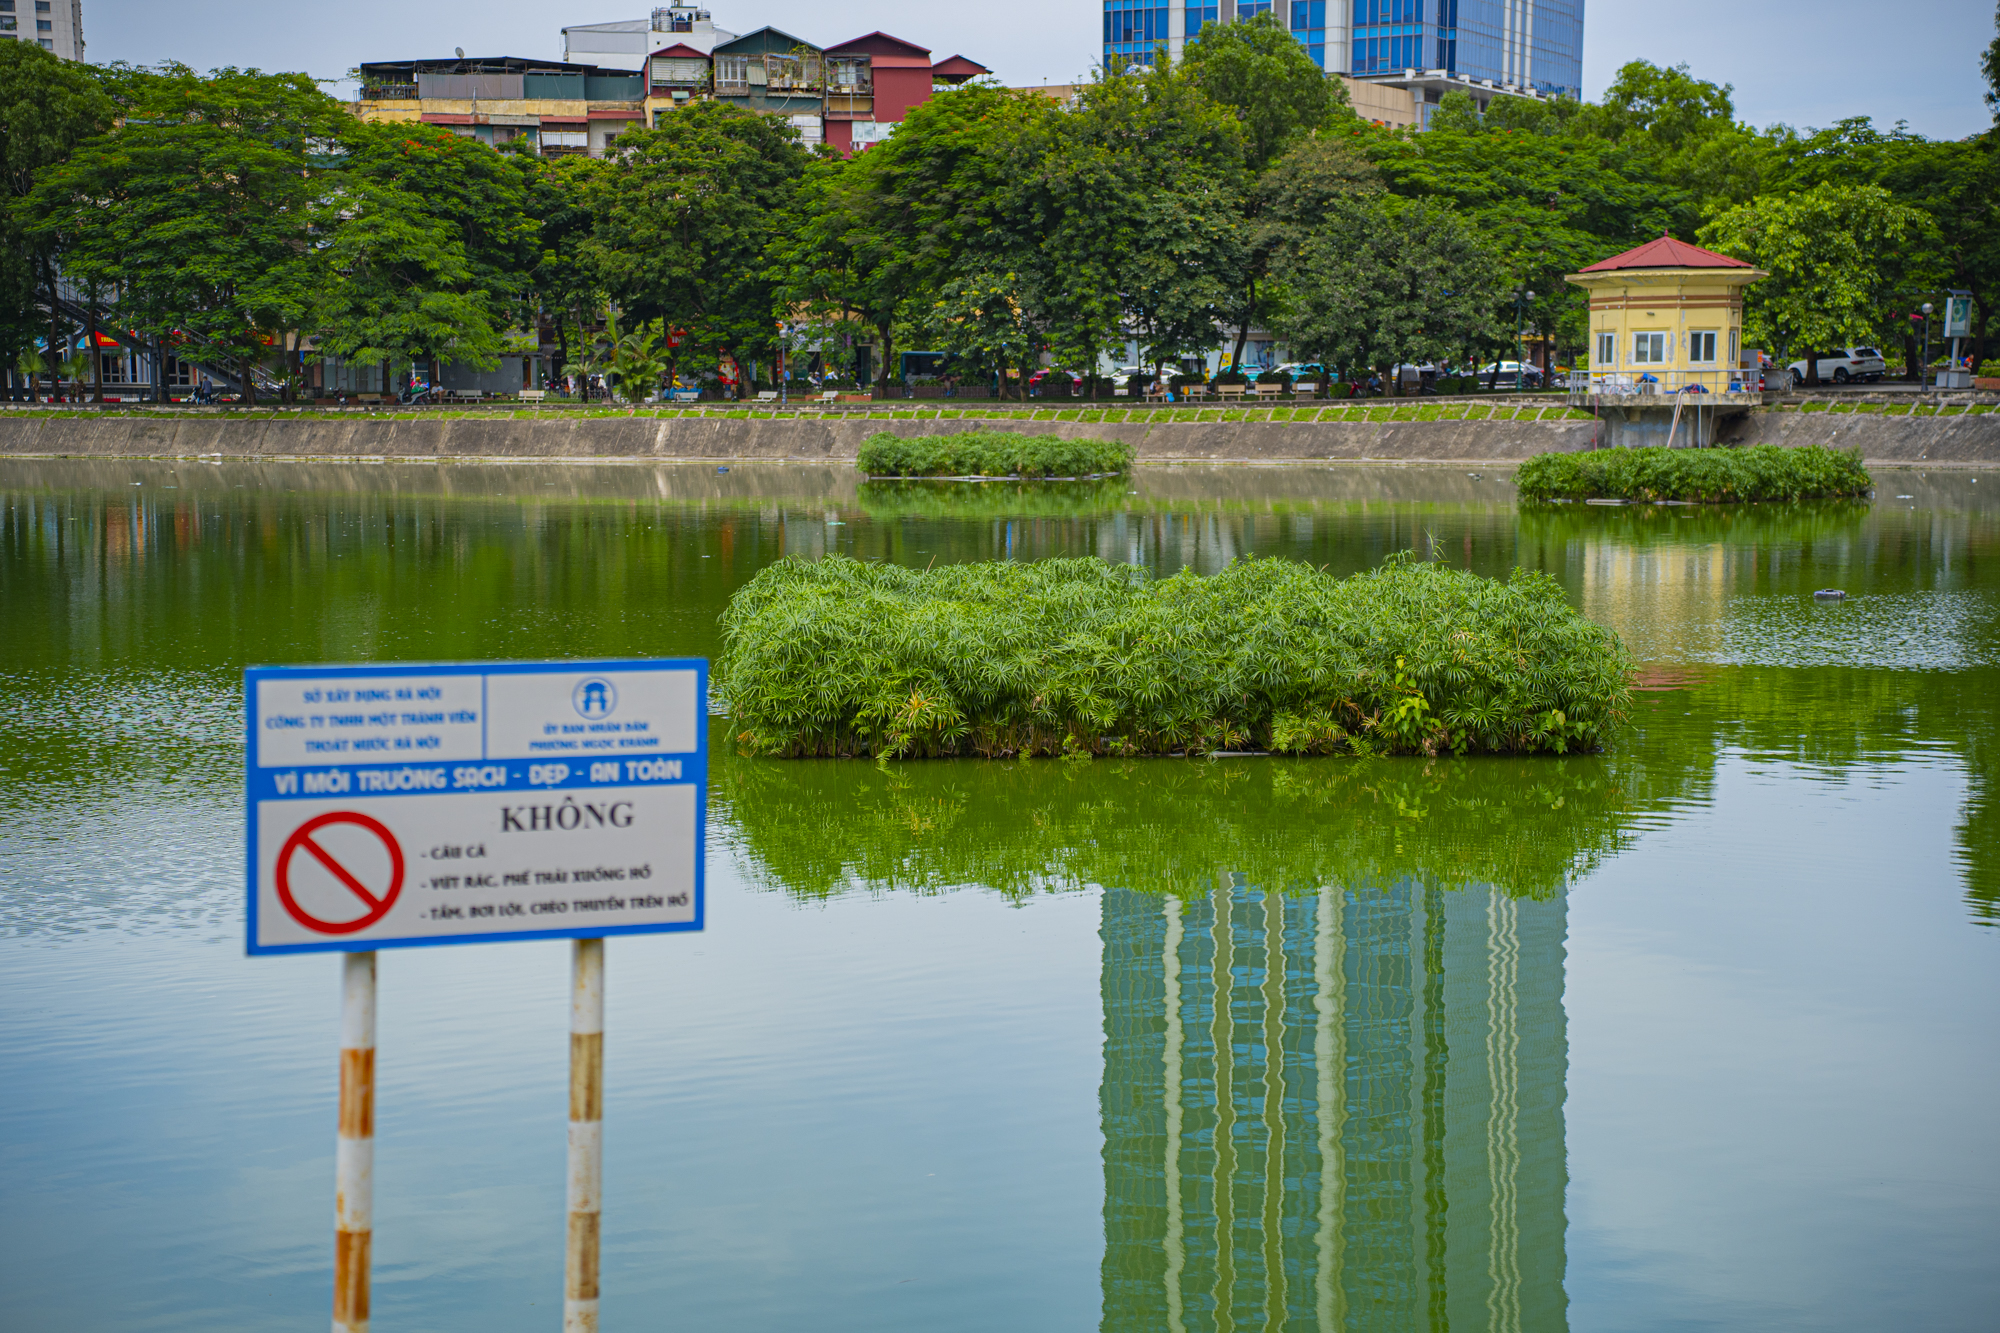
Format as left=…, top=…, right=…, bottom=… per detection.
left=244, top=657, right=707, bottom=956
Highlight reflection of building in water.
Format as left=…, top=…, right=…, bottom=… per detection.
left=1101, top=880, right=1567, bottom=1333
left=1572, top=538, right=1737, bottom=661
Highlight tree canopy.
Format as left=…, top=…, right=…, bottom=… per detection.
left=5, top=48, right=1997, bottom=401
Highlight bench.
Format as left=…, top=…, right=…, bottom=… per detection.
left=518, top=388, right=546, bottom=401
left=1216, top=384, right=1247, bottom=401
left=1253, top=383, right=1285, bottom=399
left=754, top=390, right=779, bottom=402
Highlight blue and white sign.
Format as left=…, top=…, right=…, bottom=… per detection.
left=245, top=659, right=706, bottom=955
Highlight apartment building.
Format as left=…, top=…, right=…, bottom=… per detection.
left=357, top=7, right=988, bottom=159
left=354, top=56, right=646, bottom=158
left=2, top=0, right=82, bottom=58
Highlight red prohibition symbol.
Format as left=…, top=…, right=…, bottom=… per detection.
left=275, top=811, right=405, bottom=934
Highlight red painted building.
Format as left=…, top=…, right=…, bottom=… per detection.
left=820, top=32, right=987, bottom=154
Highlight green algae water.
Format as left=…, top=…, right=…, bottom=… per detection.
left=2, top=458, right=1996, bottom=1331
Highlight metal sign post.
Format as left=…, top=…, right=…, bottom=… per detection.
left=335, top=951, right=375, bottom=1333
left=245, top=657, right=706, bottom=1332
left=567, top=938, right=605, bottom=1332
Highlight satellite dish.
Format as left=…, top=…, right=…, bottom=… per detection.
left=455, top=46, right=466, bottom=59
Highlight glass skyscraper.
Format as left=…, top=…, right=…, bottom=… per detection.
left=1100, top=879, right=1569, bottom=1331
left=1102, top=0, right=1583, bottom=100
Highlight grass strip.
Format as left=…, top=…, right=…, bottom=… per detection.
left=716, top=554, right=1633, bottom=760
left=1516, top=444, right=1871, bottom=503
left=855, top=429, right=1134, bottom=478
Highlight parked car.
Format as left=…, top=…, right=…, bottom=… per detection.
left=1269, top=362, right=1338, bottom=384
left=1473, top=361, right=1544, bottom=389
left=1786, top=347, right=1886, bottom=384
left=1027, top=369, right=1083, bottom=393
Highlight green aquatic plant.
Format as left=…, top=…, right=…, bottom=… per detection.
left=855, top=430, right=1135, bottom=478
left=1515, top=444, right=1871, bottom=503
left=855, top=477, right=1132, bottom=519
left=714, top=553, right=1635, bottom=759
left=713, top=748, right=1699, bottom=903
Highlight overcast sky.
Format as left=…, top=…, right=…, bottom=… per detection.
left=79, top=0, right=1996, bottom=141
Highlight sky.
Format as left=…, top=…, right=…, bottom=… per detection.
left=77, top=0, right=1997, bottom=141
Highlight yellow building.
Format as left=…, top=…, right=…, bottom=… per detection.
left=1565, top=235, right=1766, bottom=400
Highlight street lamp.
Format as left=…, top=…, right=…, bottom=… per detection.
left=1514, top=289, right=1535, bottom=392
left=1921, top=302, right=1933, bottom=392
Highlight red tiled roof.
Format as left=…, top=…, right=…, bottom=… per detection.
left=1579, top=235, right=1754, bottom=272
left=648, top=43, right=709, bottom=60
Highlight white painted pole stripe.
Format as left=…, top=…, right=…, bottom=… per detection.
left=334, top=951, right=376, bottom=1333
left=566, top=938, right=605, bottom=1333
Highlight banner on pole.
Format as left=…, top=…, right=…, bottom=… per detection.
left=245, top=659, right=706, bottom=954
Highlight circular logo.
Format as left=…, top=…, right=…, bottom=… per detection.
left=275, top=811, right=405, bottom=935
left=573, top=677, right=618, bottom=720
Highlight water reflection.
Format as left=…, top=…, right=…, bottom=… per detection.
left=1101, top=881, right=1566, bottom=1333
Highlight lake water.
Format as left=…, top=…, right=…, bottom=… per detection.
left=1, top=458, right=1995, bottom=1332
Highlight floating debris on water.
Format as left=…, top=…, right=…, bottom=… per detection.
left=1812, top=589, right=1848, bottom=600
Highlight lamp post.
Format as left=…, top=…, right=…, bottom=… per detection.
left=1921, top=302, right=1933, bottom=393
left=1514, top=289, right=1535, bottom=393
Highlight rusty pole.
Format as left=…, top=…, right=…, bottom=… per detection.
left=334, top=950, right=376, bottom=1333
left=566, top=938, right=605, bottom=1333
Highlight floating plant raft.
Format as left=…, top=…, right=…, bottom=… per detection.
left=1515, top=444, right=1871, bottom=504
left=715, top=554, right=1634, bottom=759
left=855, top=430, right=1134, bottom=479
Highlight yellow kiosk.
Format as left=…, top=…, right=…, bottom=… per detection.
left=1565, top=235, right=1767, bottom=447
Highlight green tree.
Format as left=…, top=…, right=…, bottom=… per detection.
left=1572, top=61, right=1783, bottom=213
left=1181, top=11, right=1351, bottom=370
left=1026, top=61, right=1249, bottom=388
left=1984, top=0, right=2000, bottom=121
left=586, top=101, right=808, bottom=398
left=316, top=121, right=534, bottom=394
left=1699, top=181, right=1940, bottom=383
left=1271, top=196, right=1502, bottom=394
left=0, top=42, right=115, bottom=393
left=1368, top=93, right=1684, bottom=374
left=1772, top=118, right=2000, bottom=370
left=23, top=64, right=349, bottom=404
left=777, top=85, right=1047, bottom=394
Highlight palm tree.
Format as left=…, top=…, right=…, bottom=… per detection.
left=606, top=320, right=668, bottom=403
left=16, top=350, right=46, bottom=403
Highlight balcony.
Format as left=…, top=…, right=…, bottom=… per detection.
left=824, top=93, right=873, bottom=118
left=1568, top=369, right=1763, bottom=405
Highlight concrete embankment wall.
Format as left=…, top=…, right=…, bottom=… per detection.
left=1, top=405, right=1995, bottom=464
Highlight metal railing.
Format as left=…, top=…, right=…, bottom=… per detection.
left=1568, top=369, right=1761, bottom=405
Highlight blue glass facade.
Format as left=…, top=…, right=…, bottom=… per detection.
left=1098, top=880, right=1570, bottom=1330
left=1101, top=0, right=1582, bottom=97
left=1105, top=0, right=1172, bottom=67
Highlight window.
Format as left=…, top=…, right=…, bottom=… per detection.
left=1596, top=332, right=1615, bottom=367
left=714, top=55, right=749, bottom=92
left=0, top=2, right=15, bottom=12
left=1688, top=330, right=1717, bottom=364
left=38, top=19, right=51, bottom=29
left=0, top=18, right=14, bottom=29
left=1729, top=329, right=1739, bottom=367
left=1632, top=332, right=1667, bottom=364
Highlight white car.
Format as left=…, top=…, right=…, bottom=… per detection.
left=1788, top=347, right=1886, bottom=384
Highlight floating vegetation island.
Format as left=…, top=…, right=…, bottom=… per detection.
left=855, top=430, right=1134, bottom=479
left=715, top=555, right=1634, bottom=759
left=1515, top=444, right=1872, bottom=504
